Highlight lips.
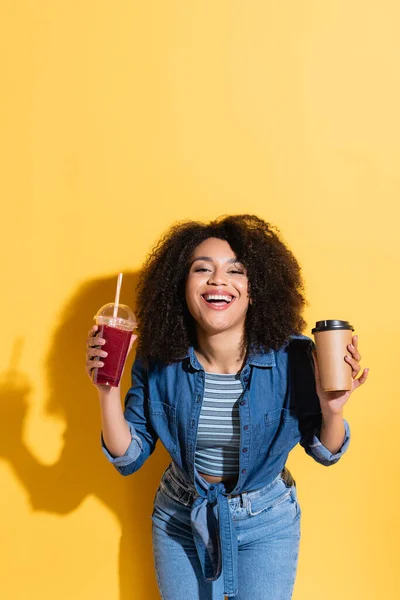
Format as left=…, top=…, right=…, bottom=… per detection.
left=201, top=294, right=236, bottom=311
left=202, top=293, right=234, bottom=303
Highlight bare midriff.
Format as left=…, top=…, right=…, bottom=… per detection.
left=198, top=471, right=237, bottom=486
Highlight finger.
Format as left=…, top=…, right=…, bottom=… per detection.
left=87, top=336, right=106, bottom=348
left=345, top=354, right=361, bottom=377
left=87, top=348, right=108, bottom=359
left=86, top=358, right=104, bottom=371
left=347, top=342, right=361, bottom=362
left=352, top=368, right=369, bottom=390
left=87, top=325, right=103, bottom=344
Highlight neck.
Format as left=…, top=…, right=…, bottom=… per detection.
left=194, top=327, right=247, bottom=374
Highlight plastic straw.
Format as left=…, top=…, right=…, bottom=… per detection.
left=113, top=272, right=123, bottom=318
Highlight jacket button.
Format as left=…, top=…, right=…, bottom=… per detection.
left=242, top=469, right=247, bottom=474
left=243, top=425, right=249, bottom=431
left=242, top=447, right=248, bottom=453
left=240, top=400, right=246, bottom=406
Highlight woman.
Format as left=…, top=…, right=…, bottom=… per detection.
left=85, top=214, right=368, bottom=600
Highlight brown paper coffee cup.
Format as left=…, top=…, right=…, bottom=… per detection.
left=312, top=320, right=354, bottom=392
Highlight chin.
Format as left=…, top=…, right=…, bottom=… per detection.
left=201, top=320, right=240, bottom=334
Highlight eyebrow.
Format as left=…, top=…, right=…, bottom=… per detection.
left=190, top=256, right=241, bottom=265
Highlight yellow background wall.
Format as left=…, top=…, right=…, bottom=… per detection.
left=1, top=2, right=398, bottom=598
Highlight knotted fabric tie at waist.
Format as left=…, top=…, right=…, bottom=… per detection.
left=190, top=483, right=238, bottom=598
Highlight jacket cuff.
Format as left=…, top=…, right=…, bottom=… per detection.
left=101, top=422, right=143, bottom=466
left=308, top=419, right=351, bottom=465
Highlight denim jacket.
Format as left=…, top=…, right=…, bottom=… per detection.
left=102, top=335, right=350, bottom=597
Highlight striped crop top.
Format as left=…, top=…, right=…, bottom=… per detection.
left=194, top=372, right=243, bottom=477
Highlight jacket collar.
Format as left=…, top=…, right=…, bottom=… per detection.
left=185, top=345, right=276, bottom=371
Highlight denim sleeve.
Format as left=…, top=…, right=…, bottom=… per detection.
left=301, top=418, right=351, bottom=466
left=101, top=422, right=143, bottom=466
left=101, top=355, right=158, bottom=476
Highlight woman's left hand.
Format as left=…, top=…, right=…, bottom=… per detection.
left=312, top=335, right=369, bottom=415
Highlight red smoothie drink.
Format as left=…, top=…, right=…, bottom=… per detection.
left=91, top=301, right=136, bottom=387
left=93, top=324, right=133, bottom=387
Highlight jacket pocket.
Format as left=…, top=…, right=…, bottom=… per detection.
left=148, top=400, right=178, bottom=456
left=258, top=408, right=300, bottom=456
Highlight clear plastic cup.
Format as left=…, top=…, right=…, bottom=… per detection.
left=92, top=303, right=137, bottom=387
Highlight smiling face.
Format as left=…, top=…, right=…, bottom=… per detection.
left=185, top=237, right=251, bottom=336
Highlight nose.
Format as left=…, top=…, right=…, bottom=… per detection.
left=207, top=267, right=228, bottom=286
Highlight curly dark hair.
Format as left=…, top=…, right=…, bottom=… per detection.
left=135, top=214, right=306, bottom=364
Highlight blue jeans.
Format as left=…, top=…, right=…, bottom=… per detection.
left=151, top=465, right=301, bottom=600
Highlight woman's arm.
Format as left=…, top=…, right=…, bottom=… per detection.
left=98, top=386, right=132, bottom=457
left=288, top=337, right=352, bottom=466
left=86, top=324, right=137, bottom=458
left=86, top=326, right=157, bottom=474
left=311, top=334, right=368, bottom=456
left=319, top=410, right=346, bottom=455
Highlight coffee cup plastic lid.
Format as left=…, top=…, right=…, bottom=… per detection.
left=312, top=319, right=354, bottom=334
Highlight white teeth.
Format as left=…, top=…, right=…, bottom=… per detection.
left=203, top=294, right=233, bottom=302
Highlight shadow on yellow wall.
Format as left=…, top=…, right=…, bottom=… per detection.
left=0, top=274, right=170, bottom=599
